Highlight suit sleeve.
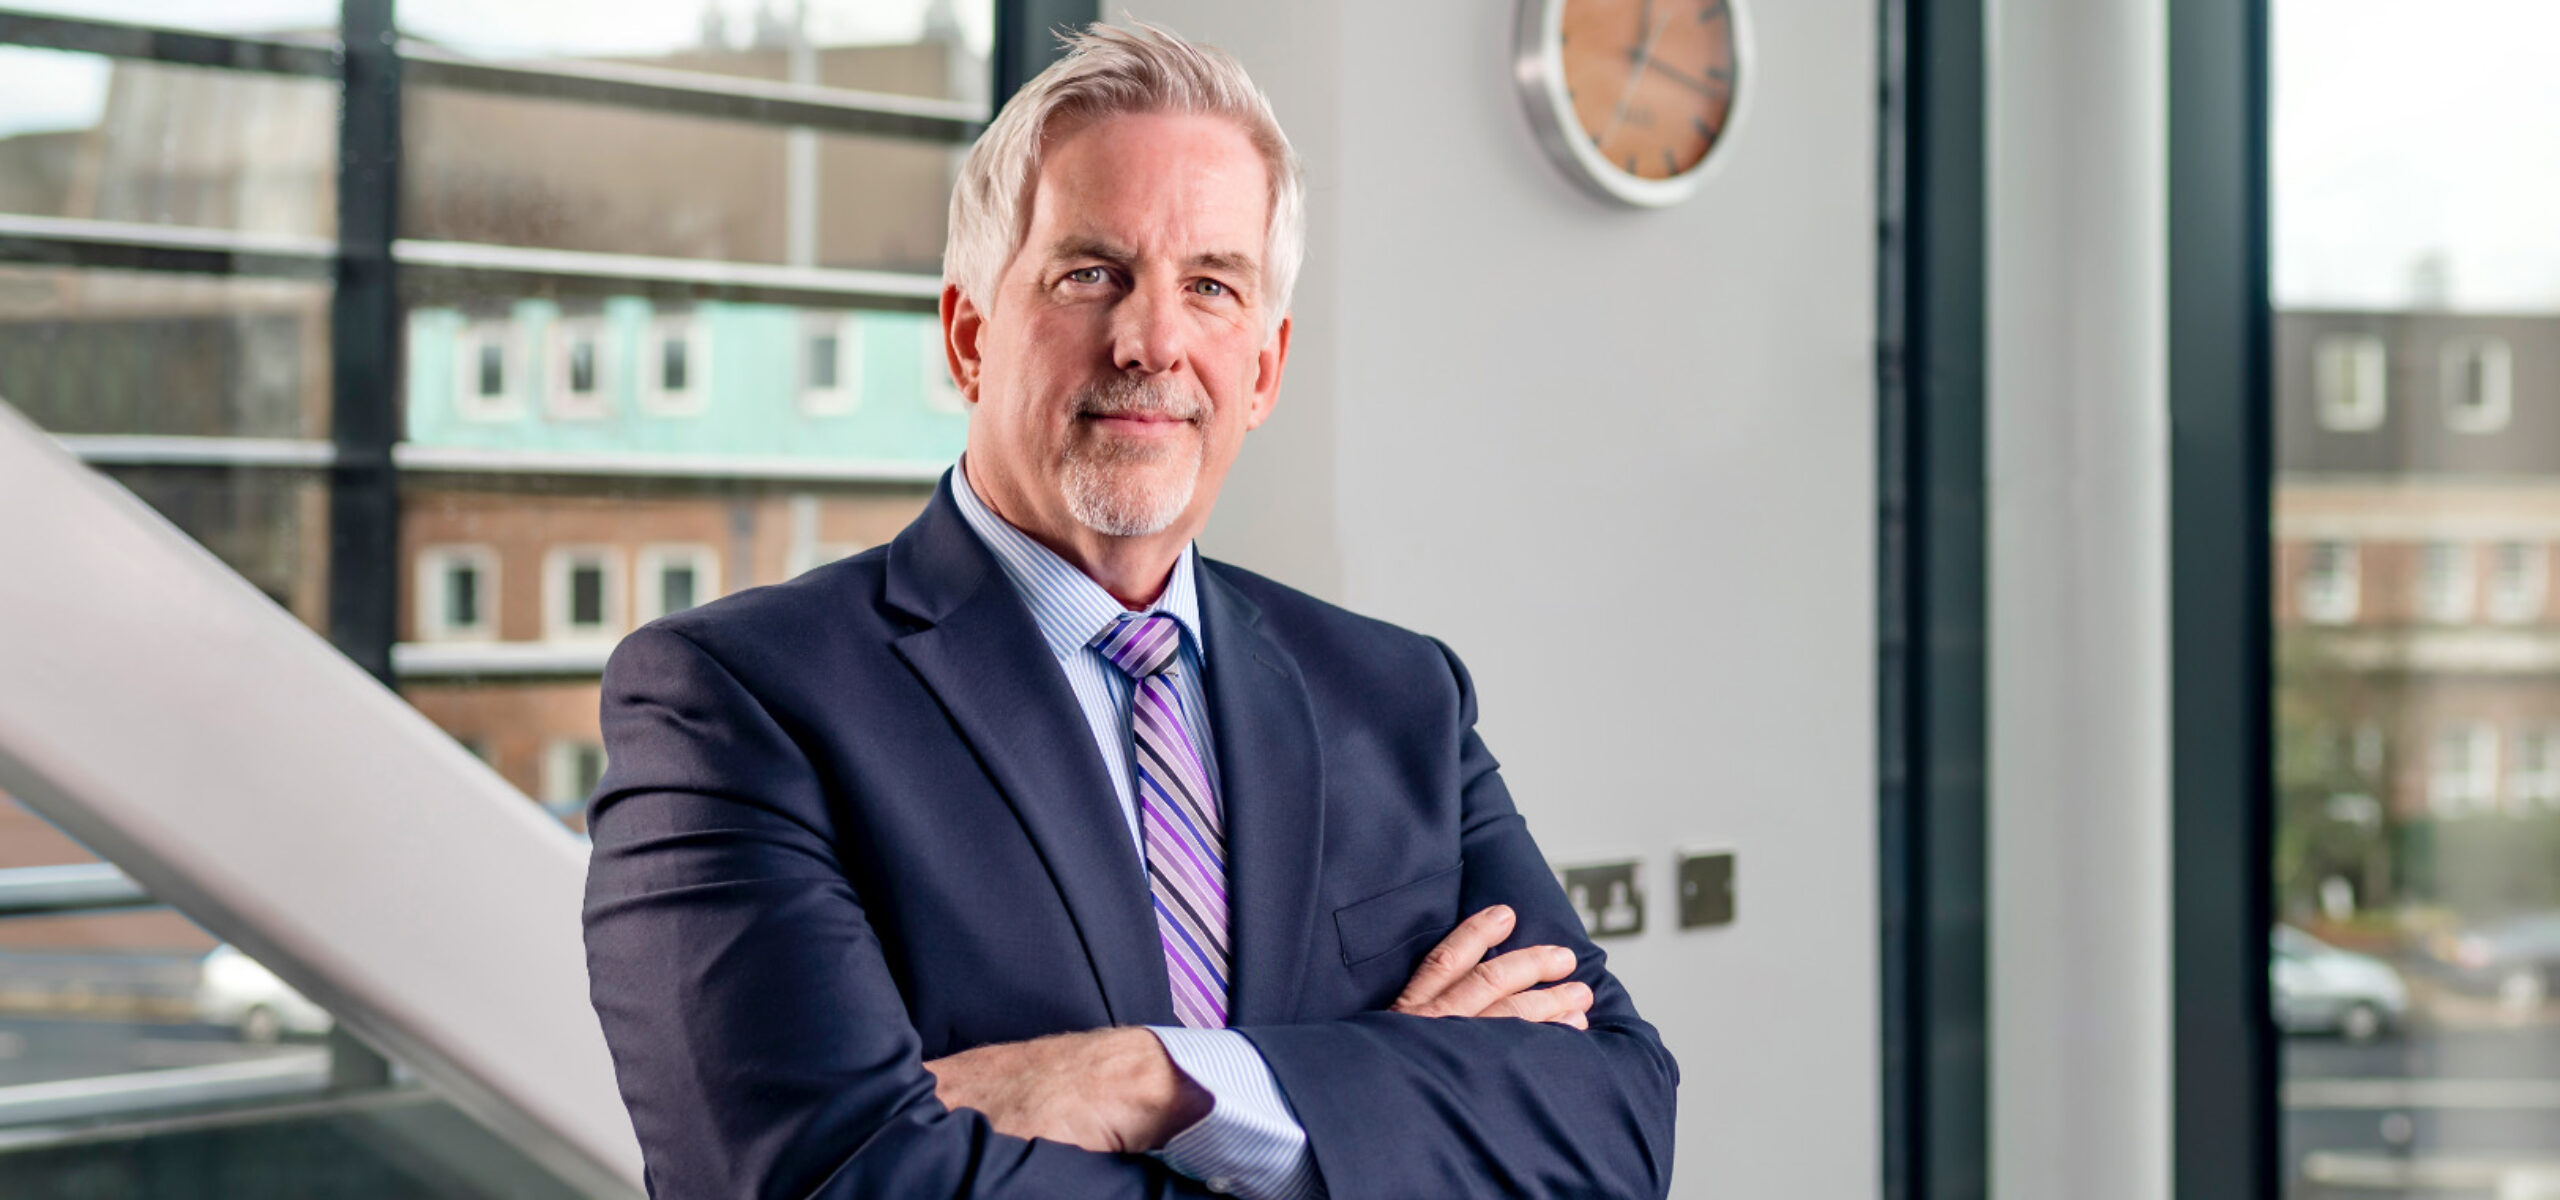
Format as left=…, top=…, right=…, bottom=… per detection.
left=581, top=624, right=1218, bottom=1200
left=1232, top=640, right=1681, bottom=1200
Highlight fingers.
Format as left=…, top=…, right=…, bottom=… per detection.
left=1484, top=980, right=1594, bottom=1029
left=1413, top=943, right=1580, bottom=1019
left=1392, top=905, right=1516, bottom=1012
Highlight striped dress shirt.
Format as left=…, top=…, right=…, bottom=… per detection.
left=950, top=461, right=1323, bottom=1200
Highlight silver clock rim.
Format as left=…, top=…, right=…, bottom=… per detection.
left=1512, top=0, right=1753, bottom=209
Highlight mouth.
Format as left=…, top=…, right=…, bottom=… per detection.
left=1079, top=411, right=1196, bottom=434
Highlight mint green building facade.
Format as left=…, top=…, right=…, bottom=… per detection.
left=405, top=298, right=969, bottom=467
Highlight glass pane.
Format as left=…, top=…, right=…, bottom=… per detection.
left=2274, top=2, right=2560, bottom=1194
left=0, top=2, right=339, bottom=37
left=97, top=466, right=329, bottom=632
left=403, top=87, right=958, bottom=271
left=0, top=265, right=332, bottom=440
left=0, top=48, right=336, bottom=238
left=0, top=796, right=583, bottom=1196
left=395, top=476, right=934, bottom=829
left=400, top=296, right=966, bottom=463
left=395, top=0, right=994, bottom=106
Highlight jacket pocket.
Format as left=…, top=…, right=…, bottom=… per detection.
left=1333, top=863, right=1463, bottom=967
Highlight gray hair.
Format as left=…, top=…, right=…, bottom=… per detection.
left=944, top=21, right=1305, bottom=341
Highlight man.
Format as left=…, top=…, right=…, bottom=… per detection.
left=582, top=23, right=1676, bottom=1199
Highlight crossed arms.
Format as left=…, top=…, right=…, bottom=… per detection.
left=582, top=624, right=1678, bottom=1199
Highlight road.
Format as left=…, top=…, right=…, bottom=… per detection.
left=2288, top=989, right=2560, bottom=1198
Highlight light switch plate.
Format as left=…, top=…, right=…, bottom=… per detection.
left=1556, top=860, right=1645, bottom=940
left=1677, top=849, right=1735, bottom=929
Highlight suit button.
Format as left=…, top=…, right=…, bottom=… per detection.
left=1207, top=1178, right=1236, bottom=1194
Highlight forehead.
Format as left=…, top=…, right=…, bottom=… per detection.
left=1022, top=111, right=1271, bottom=258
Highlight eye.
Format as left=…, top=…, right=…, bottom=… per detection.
left=1065, top=266, right=1108, bottom=285
left=1191, top=279, right=1230, bottom=298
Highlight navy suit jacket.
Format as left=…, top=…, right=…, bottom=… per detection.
left=581, top=478, right=1678, bottom=1199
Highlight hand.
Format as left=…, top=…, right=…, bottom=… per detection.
left=1391, top=905, right=1593, bottom=1029
left=923, top=1027, right=1212, bottom=1154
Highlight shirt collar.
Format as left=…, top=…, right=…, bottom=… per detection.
left=948, top=456, right=1206, bottom=666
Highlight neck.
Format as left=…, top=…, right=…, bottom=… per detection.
left=963, top=457, right=1189, bottom=609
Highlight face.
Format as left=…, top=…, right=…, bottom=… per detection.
left=944, top=111, right=1290, bottom=546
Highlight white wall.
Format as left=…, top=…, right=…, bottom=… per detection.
left=1133, top=4, right=1881, bottom=1195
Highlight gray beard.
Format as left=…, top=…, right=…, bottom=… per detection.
left=1058, top=377, right=1209, bottom=537
left=1060, top=431, right=1202, bottom=537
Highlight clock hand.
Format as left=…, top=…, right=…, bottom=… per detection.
left=1649, top=58, right=1733, bottom=98
left=1598, top=4, right=1680, bottom=148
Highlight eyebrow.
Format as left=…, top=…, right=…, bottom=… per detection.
left=1049, top=236, right=1262, bottom=285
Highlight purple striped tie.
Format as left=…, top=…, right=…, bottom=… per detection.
left=1091, top=614, right=1230, bottom=1028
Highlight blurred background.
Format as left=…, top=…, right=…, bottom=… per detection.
left=0, top=0, right=2551, bottom=1198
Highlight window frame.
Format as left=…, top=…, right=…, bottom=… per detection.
left=2416, top=539, right=2475, bottom=624
left=798, top=311, right=864, bottom=416
left=545, top=313, right=615, bottom=422
left=2440, top=333, right=2514, bottom=435
left=2487, top=539, right=2550, bottom=624
left=541, top=545, right=625, bottom=643
left=633, top=543, right=720, bottom=624
left=414, top=544, right=500, bottom=643
left=2311, top=333, right=2387, bottom=432
left=2297, top=539, right=2358, bottom=624
left=640, top=312, right=711, bottom=418
left=453, top=317, right=524, bottom=423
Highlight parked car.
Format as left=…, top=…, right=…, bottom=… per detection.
left=192, top=944, right=331, bottom=1043
left=2274, top=925, right=2407, bottom=1041
left=2424, top=911, right=2560, bottom=1008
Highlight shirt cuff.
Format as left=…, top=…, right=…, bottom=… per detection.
left=1146, top=1026, right=1325, bottom=1200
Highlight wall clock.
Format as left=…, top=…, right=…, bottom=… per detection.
left=1514, top=0, right=1748, bottom=208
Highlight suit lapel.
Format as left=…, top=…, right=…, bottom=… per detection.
left=885, top=481, right=1174, bottom=1027
left=1198, top=565, right=1326, bottom=1025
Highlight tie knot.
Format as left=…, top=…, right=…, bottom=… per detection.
left=1091, top=613, right=1184, bottom=679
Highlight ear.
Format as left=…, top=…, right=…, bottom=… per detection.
left=1243, top=313, right=1290, bottom=433
left=941, top=284, right=986, bottom=404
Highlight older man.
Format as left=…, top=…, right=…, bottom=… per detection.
left=582, top=23, right=1676, bottom=1200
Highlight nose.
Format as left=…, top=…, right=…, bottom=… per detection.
left=1110, top=280, right=1188, bottom=377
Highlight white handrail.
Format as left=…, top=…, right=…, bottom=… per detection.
left=0, top=400, right=644, bottom=1196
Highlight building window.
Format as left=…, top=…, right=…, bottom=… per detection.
left=923, top=319, right=967, bottom=413
left=2313, top=334, right=2387, bottom=432
left=642, top=313, right=710, bottom=417
left=634, top=544, right=721, bottom=623
left=543, top=546, right=624, bottom=642
left=2487, top=540, right=2549, bottom=624
left=542, top=740, right=608, bottom=818
left=799, top=312, right=863, bottom=416
left=2516, top=729, right=2560, bottom=810
left=2430, top=723, right=2502, bottom=816
left=2417, top=541, right=2475, bottom=624
left=453, top=318, right=522, bottom=421
left=415, top=545, right=499, bottom=642
left=2441, top=335, right=2513, bottom=434
left=2299, top=539, right=2360, bottom=624
left=547, top=315, right=614, bottom=420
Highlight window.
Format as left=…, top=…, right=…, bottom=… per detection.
left=634, top=544, right=720, bottom=624
left=2441, top=335, right=2513, bottom=434
left=2312, top=334, right=2386, bottom=432
left=923, top=320, right=967, bottom=413
left=2516, top=729, right=2560, bottom=809
left=453, top=318, right=522, bottom=421
left=799, top=312, right=863, bottom=415
left=2416, top=540, right=2474, bottom=624
left=641, top=313, right=710, bottom=417
left=2430, top=723, right=2501, bottom=816
left=542, top=546, right=623, bottom=642
left=541, top=740, right=607, bottom=818
left=2487, top=540, right=2548, bottom=623
left=546, top=315, right=613, bottom=420
left=2298, top=540, right=2359, bottom=624
left=414, top=546, right=498, bottom=642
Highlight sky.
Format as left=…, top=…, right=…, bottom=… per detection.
left=0, top=0, right=2552, bottom=313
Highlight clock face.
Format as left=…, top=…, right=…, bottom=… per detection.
left=1517, top=0, right=1745, bottom=206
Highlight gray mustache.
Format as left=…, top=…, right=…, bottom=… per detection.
left=1074, top=379, right=1208, bottom=422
